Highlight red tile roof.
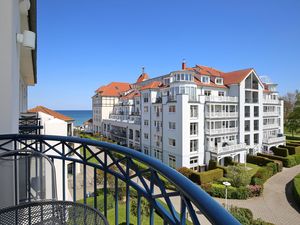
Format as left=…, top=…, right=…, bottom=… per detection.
left=221, top=68, right=253, bottom=85
left=193, top=76, right=227, bottom=89
left=140, top=81, right=162, bottom=90
left=136, top=73, right=149, bottom=83
left=28, top=106, right=74, bottom=122
left=120, top=90, right=141, bottom=99
left=96, top=82, right=131, bottom=97
left=192, top=65, right=224, bottom=76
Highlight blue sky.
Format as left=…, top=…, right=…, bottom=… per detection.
left=29, top=0, right=300, bottom=110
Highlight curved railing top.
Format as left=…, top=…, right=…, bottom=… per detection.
left=0, top=134, right=240, bottom=225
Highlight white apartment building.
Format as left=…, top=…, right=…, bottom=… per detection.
left=93, top=64, right=285, bottom=170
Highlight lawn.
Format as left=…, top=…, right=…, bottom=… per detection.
left=78, top=194, right=193, bottom=225
left=245, top=163, right=260, bottom=177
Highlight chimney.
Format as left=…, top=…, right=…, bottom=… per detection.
left=182, top=59, right=186, bottom=70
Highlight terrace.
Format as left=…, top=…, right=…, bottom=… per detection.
left=0, top=134, right=240, bottom=225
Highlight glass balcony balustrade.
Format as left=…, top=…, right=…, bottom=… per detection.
left=0, top=134, right=240, bottom=225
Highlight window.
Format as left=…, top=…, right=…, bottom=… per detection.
left=144, top=133, right=149, bottom=139
left=190, top=156, right=198, bottom=165
left=144, top=146, right=149, bottom=155
left=215, top=78, right=223, bottom=85
left=218, top=91, right=225, bottom=96
left=190, top=123, right=198, bottom=135
left=254, top=120, right=259, bottom=131
left=201, top=76, right=210, bottom=83
left=169, top=155, right=176, bottom=168
left=204, top=90, right=211, bottom=96
left=190, top=140, right=198, bottom=152
left=169, top=122, right=176, bottom=129
left=190, top=105, right=198, bottom=118
left=144, top=106, right=148, bottom=112
left=245, top=120, right=250, bottom=131
left=129, top=129, right=133, bottom=139
left=169, top=105, right=176, bottom=112
left=254, top=106, right=259, bottom=117
left=169, top=138, right=176, bottom=147
left=154, top=149, right=162, bottom=160
left=254, top=133, right=259, bottom=144
left=143, top=93, right=149, bottom=102
left=144, top=120, right=149, bottom=126
left=245, top=106, right=250, bottom=117
left=245, top=134, right=250, bottom=145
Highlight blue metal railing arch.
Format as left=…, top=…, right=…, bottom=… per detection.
left=0, top=134, right=240, bottom=225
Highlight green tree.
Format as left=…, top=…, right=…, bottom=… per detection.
left=286, top=92, right=300, bottom=136
left=226, top=165, right=251, bottom=188
left=131, top=197, right=151, bottom=223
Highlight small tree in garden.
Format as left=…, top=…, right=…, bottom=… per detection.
left=226, top=165, right=251, bottom=188
left=131, top=197, right=151, bottom=222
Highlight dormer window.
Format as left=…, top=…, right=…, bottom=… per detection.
left=201, top=76, right=210, bottom=84
left=215, top=77, right=223, bottom=85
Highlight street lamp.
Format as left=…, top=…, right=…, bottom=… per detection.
left=223, top=181, right=231, bottom=210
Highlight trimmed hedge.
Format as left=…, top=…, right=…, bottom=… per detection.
left=246, top=155, right=273, bottom=166
left=251, top=164, right=275, bottom=185
left=286, top=135, right=300, bottom=141
left=288, top=141, right=300, bottom=146
left=177, top=167, right=194, bottom=178
left=285, top=145, right=300, bottom=154
left=208, top=160, right=217, bottom=170
left=271, top=147, right=289, bottom=157
left=201, top=183, right=263, bottom=199
left=190, top=168, right=223, bottom=185
left=293, top=173, right=300, bottom=205
left=257, top=153, right=298, bottom=168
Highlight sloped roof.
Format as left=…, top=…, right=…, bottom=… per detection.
left=193, top=76, right=227, bottom=89
left=140, top=81, right=162, bottom=91
left=136, top=73, right=149, bottom=83
left=192, top=65, right=224, bottom=76
left=221, top=68, right=253, bottom=85
left=120, top=90, right=141, bottom=99
left=96, top=82, right=131, bottom=97
left=28, top=106, right=74, bottom=122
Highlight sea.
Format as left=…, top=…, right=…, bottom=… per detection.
left=56, top=110, right=92, bottom=127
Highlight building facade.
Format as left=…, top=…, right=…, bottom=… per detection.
left=93, top=64, right=285, bottom=170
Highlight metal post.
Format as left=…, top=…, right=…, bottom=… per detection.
left=225, top=187, right=228, bottom=210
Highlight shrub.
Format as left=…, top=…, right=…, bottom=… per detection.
left=226, top=165, right=251, bottom=188
left=272, top=159, right=283, bottom=172
left=190, top=168, right=223, bottom=185
left=265, top=162, right=277, bottom=175
left=209, top=184, right=250, bottom=199
left=208, top=160, right=217, bottom=170
left=216, top=165, right=227, bottom=175
left=257, top=153, right=297, bottom=167
left=294, top=154, right=300, bottom=164
left=285, top=145, right=300, bottom=154
left=177, top=167, right=194, bottom=178
left=286, top=135, right=300, bottom=141
left=246, top=155, right=273, bottom=166
left=251, top=166, right=273, bottom=185
left=272, top=147, right=289, bottom=157
left=292, top=173, right=300, bottom=205
left=248, top=185, right=263, bottom=197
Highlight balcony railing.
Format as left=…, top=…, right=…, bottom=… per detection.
left=263, top=98, right=279, bottom=104
left=206, top=127, right=238, bottom=135
left=263, top=136, right=286, bottom=144
left=205, top=112, right=238, bottom=118
left=263, top=111, right=279, bottom=117
left=208, top=143, right=247, bottom=154
left=205, top=96, right=238, bottom=102
left=0, top=134, right=240, bottom=225
left=263, top=123, right=279, bottom=130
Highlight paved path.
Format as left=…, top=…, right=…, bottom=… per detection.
left=216, top=165, right=300, bottom=225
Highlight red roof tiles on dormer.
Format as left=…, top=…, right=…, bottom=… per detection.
left=120, top=90, right=141, bottom=99
left=140, top=81, right=162, bottom=91
left=136, top=73, right=149, bottom=83
left=96, top=82, right=131, bottom=97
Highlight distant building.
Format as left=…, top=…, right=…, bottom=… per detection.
left=83, top=118, right=93, bottom=133
left=92, top=62, right=285, bottom=170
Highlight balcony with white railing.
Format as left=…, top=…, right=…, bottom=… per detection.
left=263, top=123, right=279, bottom=130
left=109, top=114, right=141, bottom=125
left=208, top=143, right=247, bottom=154
left=263, top=98, right=280, bottom=104
left=205, top=96, right=238, bottom=102
left=263, top=111, right=279, bottom=117
left=205, top=111, right=238, bottom=118
left=263, top=135, right=286, bottom=144
left=205, top=127, right=238, bottom=135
